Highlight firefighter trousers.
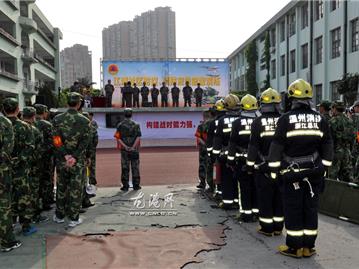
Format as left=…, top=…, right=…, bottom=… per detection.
left=220, top=161, right=237, bottom=205
left=255, top=172, right=284, bottom=233
left=237, top=162, right=258, bottom=216
left=282, top=177, right=320, bottom=249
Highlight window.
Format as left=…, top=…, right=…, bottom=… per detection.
left=280, top=20, right=285, bottom=42
left=301, top=3, right=308, bottom=29
left=331, top=81, right=340, bottom=100
left=331, top=27, right=341, bottom=58
left=271, top=59, right=276, bottom=79
left=301, top=43, right=308, bottom=69
left=330, top=0, right=340, bottom=11
left=315, top=0, right=324, bottom=21
left=280, top=55, right=285, bottom=76
left=315, top=36, right=323, bottom=64
left=351, top=18, right=359, bottom=52
left=290, top=49, right=296, bottom=73
left=314, top=84, right=323, bottom=105
left=270, top=28, right=276, bottom=48
left=289, top=13, right=296, bottom=37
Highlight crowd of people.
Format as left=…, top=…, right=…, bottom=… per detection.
left=0, top=93, right=98, bottom=252
left=195, top=79, right=359, bottom=259
left=104, top=79, right=205, bottom=108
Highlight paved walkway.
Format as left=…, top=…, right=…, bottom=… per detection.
left=1, top=185, right=359, bottom=269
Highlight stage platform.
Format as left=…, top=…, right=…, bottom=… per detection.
left=54, top=107, right=207, bottom=148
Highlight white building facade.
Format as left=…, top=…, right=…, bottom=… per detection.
left=228, top=0, right=359, bottom=103
left=0, top=0, right=62, bottom=107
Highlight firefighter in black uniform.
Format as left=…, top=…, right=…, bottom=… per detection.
left=268, top=79, right=333, bottom=258
left=206, top=99, right=226, bottom=197
left=227, top=94, right=258, bottom=221
left=246, top=88, right=284, bottom=233
left=212, top=94, right=241, bottom=209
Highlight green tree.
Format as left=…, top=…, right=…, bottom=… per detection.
left=36, top=83, right=58, bottom=108
left=245, top=40, right=258, bottom=96
left=337, top=73, right=359, bottom=105
left=262, top=31, right=271, bottom=90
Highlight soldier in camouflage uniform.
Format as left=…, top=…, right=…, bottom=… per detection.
left=351, top=101, right=359, bottom=183
left=34, top=104, right=55, bottom=210
left=88, top=112, right=98, bottom=186
left=52, top=93, right=91, bottom=227
left=0, top=102, right=22, bottom=252
left=329, top=101, right=355, bottom=182
left=22, top=107, right=48, bottom=223
left=114, top=108, right=142, bottom=191
left=195, top=111, right=213, bottom=190
left=317, top=100, right=331, bottom=122
left=3, top=99, right=37, bottom=236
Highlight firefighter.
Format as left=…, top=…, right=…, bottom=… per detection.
left=227, top=94, right=258, bottom=221
left=212, top=94, right=241, bottom=209
left=206, top=99, right=226, bottom=198
left=246, top=88, right=284, bottom=233
left=267, top=79, right=333, bottom=258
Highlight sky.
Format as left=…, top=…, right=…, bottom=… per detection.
left=36, top=0, right=290, bottom=88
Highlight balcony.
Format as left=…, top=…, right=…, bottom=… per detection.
left=19, top=16, right=37, bottom=33
left=0, top=27, right=20, bottom=46
left=34, top=53, right=56, bottom=71
left=0, top=68, right=20, bottom=81
left=21, top=49, right=38, bottom=64
left=22, top=80, right=38, bottom=95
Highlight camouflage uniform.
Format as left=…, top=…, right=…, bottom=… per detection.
left=88, top=120, right=98, bottom=185
left=7, top=110, right=34, bottom=230
left=34, top=104, right=55, bottom=208
left=329, top=113, right=355, bottom=182
left=195, top=120, right=212, bottom=188
left=23, top=107, right=44, bottom=218
left=53, top=94, right=91, bottom=221
left=0, top=113, right=17, bottom=247
left=115, top=118, right=142, bottom=188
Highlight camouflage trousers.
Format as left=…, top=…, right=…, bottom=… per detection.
left=199, top=146, right=214, bottom=190
left=55, top=162, right=85, bottom=221
left=329, top=147, right=354, bottom=182
left=121, top=150, right=140, bottom=187
left=0, top=167, right=16, bottom=246
left=12, top=164, right=33, bottom=227
left=88, top=150, right=97, bottom=185
left=39, top=157, right=55, bottom=207
left=29, top=168, right=40, bottom=217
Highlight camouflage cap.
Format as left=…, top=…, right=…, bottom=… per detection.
left=34, top=104, right=48, bottom=114
left=22, top=106, right=36, bottom=118
left=317, top=100, right=332, bottom=110
left=353, top=100, right=359, bottom=107
left=2, top=97, right=19, bottom=111
left=332, top=100, right=345, bottom=109
left=67, top=92, right=83, bottom=103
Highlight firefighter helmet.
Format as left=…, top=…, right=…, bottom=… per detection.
left=260, top=88, right=281, bottom=104
left=214, top=99, right=225, bottom=111
left=223, top=94, right=239, bottom=110
left=240, top=94, right=258, bottom=110
left=288, top=79, right=313, bottom=99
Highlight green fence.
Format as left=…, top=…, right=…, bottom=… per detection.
left=319, top=179, right=359, bottom=224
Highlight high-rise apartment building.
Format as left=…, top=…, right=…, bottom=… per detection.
left=102, top=7, right=176, bottom=60
left=60, top=44, right=92, bottom=88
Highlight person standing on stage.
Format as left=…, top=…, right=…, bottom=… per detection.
left=183, top=81, right=193, bottom=107
left=140, top=82, right=150, bottom=107
left=104, top=79, right=115, bottom=107
left=171, top=82, right=180, bottom=107
left=194, top=83, right=204, bottom=107
left=151, top=83, right=159, bottom=107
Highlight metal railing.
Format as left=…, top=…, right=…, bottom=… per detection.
left=0, top=27, right=20, bottom=46
left=34, top=53, right=56, bottom=71
left=0, top=68, right=20, bottom=81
